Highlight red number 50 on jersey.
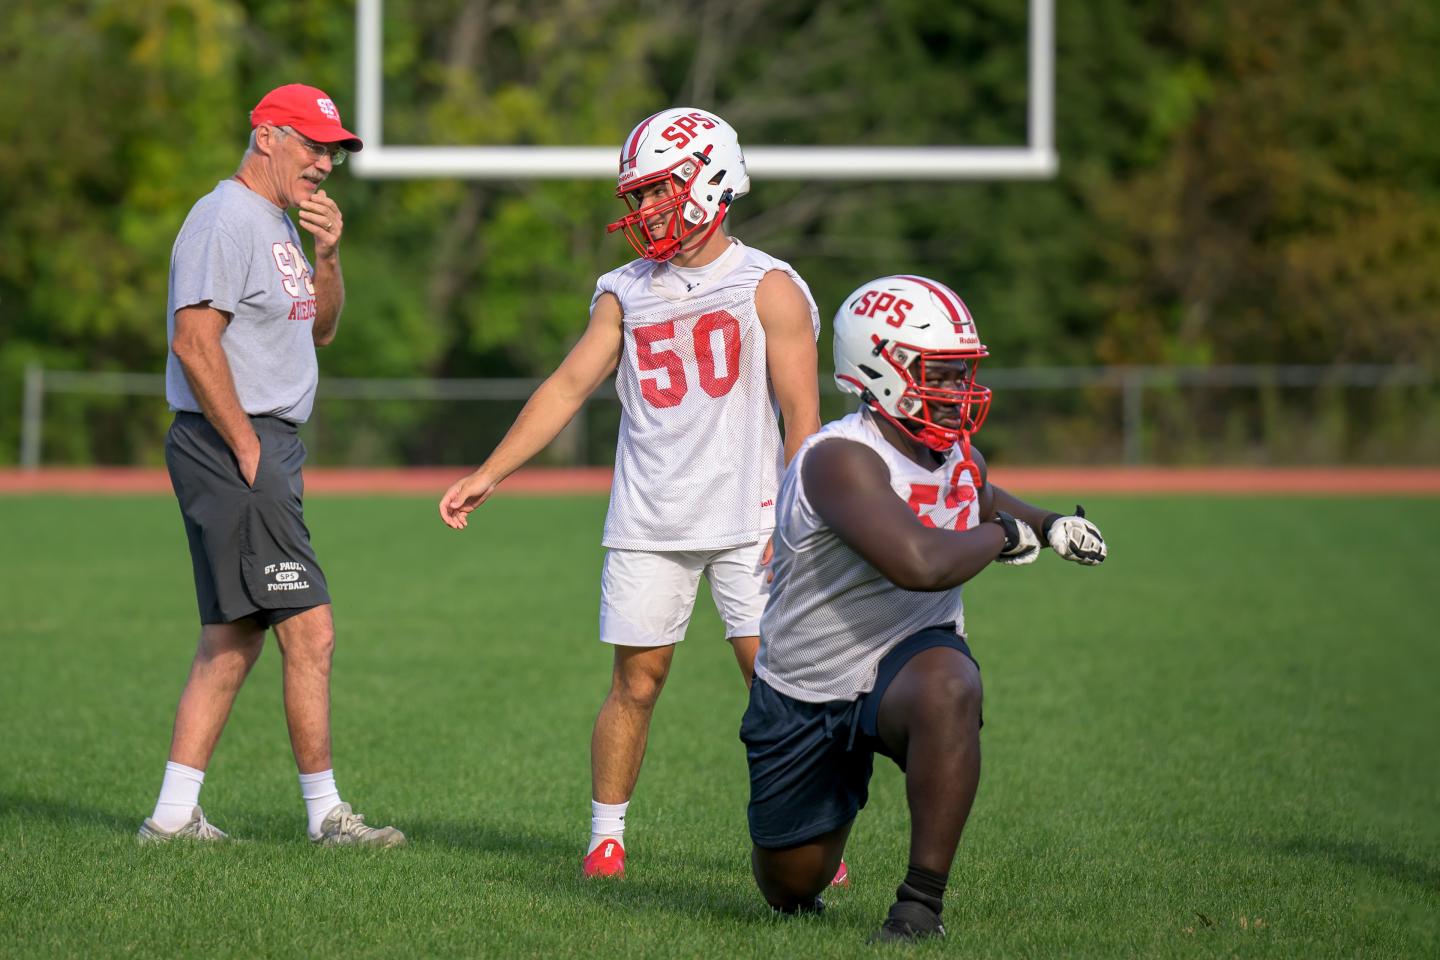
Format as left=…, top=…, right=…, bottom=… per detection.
left=633, top=310, right=742, bottom=408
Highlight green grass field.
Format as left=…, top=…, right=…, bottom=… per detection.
left=2, top=493, right=1437, bottom=959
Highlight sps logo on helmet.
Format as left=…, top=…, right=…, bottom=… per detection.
left=852, top=290, right=914, bottom=329
left=660, top=112, right=718, bottom=150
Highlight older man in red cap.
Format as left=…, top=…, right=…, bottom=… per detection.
left=139, top=84, right=403, bottom=847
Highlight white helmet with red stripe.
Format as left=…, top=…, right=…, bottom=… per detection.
left=607, top=107, right=750, bottom=262
left=833, top=274, right=991, bottom=453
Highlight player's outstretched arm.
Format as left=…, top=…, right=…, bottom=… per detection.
left=984, top=478, right=1107, bottom=565
left=438, top=294, right=623, bottom=529
left=980, top=469, right=1054, bottom=534
left=947, top=447, right=1038, bottom=565
left=803, top=438, right=1010, bottom=591
left=756, top=270, right=821, bottom=464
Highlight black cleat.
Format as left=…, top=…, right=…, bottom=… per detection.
left=773, top=895, right=825, bottom=916
left=868, top=899, right=945, bottom=944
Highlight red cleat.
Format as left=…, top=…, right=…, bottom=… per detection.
left=831, top=859, right=850, bottom=887
left=582, top=838, right=626, bottom=878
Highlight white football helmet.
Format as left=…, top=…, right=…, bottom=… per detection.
left=607, top=107, right=751, bottom=262
left=833, top=274, right=991, bottom=455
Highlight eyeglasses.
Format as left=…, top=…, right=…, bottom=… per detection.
left=277, top=126, right=347, bottom=166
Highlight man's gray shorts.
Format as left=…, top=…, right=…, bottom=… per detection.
left=166, top=412, right=330, bottom=626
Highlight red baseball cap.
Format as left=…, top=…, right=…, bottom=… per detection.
left=250, top=84, right=363, bottom=152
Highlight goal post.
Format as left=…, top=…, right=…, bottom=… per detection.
left=350, top=0, right=1056, bottom=181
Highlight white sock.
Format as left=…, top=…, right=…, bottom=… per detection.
left=299, top=769, right=343, bottom=838
left=588, top=799, right=629, bottom=854
left=151, top=761, right=205, bottom=831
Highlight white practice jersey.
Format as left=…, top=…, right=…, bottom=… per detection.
left=755, top=409, right=981, bottom=703
left=594, top=240, right=819, bottom=551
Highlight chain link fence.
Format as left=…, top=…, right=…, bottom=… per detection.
left=17, top=363, right=1438, bottom=469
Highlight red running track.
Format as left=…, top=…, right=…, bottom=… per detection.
left=1, top=466, right=1438, bottom=496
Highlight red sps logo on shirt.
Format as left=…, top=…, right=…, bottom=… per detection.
left=271, top=241, right=316, bottom=320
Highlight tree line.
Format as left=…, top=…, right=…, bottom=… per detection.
left=1, top=0, right=1435, bottom=465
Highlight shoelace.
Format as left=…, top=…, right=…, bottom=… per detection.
left=193, top=813, right=225, bottom=839
left=336, top=809, right=371, bottom=836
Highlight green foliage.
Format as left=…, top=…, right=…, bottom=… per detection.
left=1085, top=0, right=1440, bottom=366
left=0, top=0, right=1434, bottom=463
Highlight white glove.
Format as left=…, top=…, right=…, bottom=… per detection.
left=1043, top=505, right=1107, bottom=565
left=993, top=511, right=1041, bottom=566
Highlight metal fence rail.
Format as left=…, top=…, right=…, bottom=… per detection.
left=18, top=362, right=1433, bottom=470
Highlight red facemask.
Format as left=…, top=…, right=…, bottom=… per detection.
left=866, top=339, right=992, bottom=477
left=607, top=151, right=732, bottom=262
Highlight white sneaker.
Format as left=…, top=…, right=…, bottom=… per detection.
left=312, top=802, right=406, bottom=848
left=137, top=806, right=231, bottom=843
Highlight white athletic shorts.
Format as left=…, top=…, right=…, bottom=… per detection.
left=599, top=540, right=770, bottom=648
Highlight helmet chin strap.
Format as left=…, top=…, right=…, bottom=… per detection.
left=695, top=189, right=734, bottom=243
left=649, top=235, right=682, bottom=260
left=914, top=424, right=958, bottom=452
left=954, top=431, right=982, bottom=487
left=863, top=398, right=984, bottom=487
left=665, top=188, right=734, bottom=261
left=865, top=398, right=955, bottom=452
left=620, top=184, right=735, bottom=263
left=639, top=200, right=686, bottom=262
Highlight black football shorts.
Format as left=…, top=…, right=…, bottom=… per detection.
left=165, top=412, right=330, bottom=626
left=740, top=625, right=978, bottom=849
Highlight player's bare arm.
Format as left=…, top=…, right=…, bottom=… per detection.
left=989, top=484, right=1063, bottom=539
left=971, top=448, right=1108, bottom=564
left=802, top=437, right=1007, bottom=591
left=756, top=270, right=821, bottom=465
left=968, top=448, right=1047, bottom=530
left=299, top=188, right=344, bottom=346
left=439, top=292, right=624, bottom=529
left=171, top=304, right=262, bottom=485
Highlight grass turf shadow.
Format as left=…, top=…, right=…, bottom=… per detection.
left=0, top=795, right=847, bottom=929
left=0, top=792, right=137, bottom=836
left=1269, top=835, right=1440, bottom=889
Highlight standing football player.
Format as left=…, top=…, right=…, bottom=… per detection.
left=743, top=275, right=1106, bottom=942
left=439, top=108, right=821, bottom=879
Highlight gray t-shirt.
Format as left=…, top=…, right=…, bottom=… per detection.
left=165, top=179, right=320, bottom=423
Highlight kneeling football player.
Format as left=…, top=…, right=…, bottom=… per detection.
left=743, top=274, right=1107, bottom=942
